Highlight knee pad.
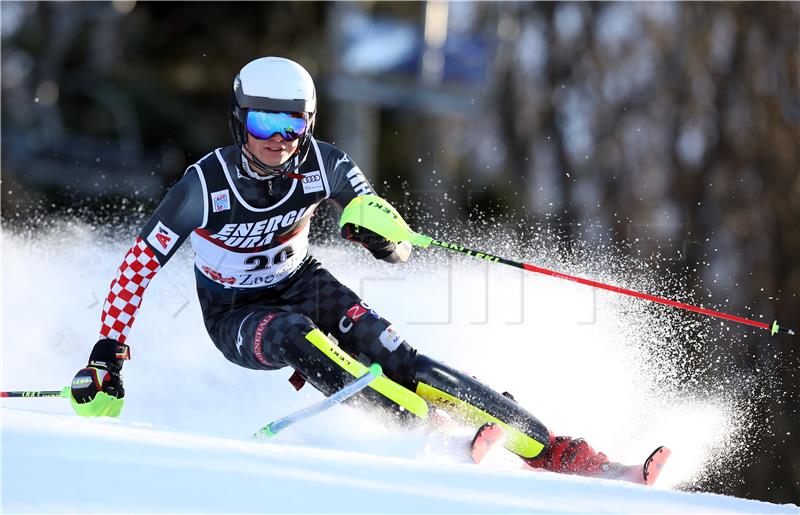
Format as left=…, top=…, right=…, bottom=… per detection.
left=211, top=309, right=310, bottom=371
left=413, top=354, right=550, bottom=458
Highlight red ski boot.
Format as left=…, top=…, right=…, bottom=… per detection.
left=524, top=435, right=613, bottom=476
left=471, top=424, right=670, bottom=485
left=523, top=435, right=670, bottom=485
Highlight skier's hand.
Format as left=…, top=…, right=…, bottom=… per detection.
left=70, top=339, right=130, bottom=417
left=341, top=223, right=410, bottom=263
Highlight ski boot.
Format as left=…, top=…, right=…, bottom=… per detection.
left=522, top=433, right=670, bottom=485
left=524, top=435, right=613, bottom=476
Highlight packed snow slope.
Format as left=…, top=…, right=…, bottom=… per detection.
left=2, top=222, right=796, bottom=513
left=3, top=408, right=795, bottom=514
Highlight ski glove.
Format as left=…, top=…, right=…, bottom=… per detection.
left=70, top=339, right=131, bottom=417
left=341, top=223, right=411, bottom=263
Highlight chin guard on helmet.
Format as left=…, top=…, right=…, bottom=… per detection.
left=228, top=57, right=317, bottom=179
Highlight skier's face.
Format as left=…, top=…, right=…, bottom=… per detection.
left=245, top=133, right=300, bottom=168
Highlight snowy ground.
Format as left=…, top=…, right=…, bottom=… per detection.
left=3, top=408, right=795, bottom=514
left=2, top=223, right=797, bottom=513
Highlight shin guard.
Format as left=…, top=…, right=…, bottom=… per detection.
left=413, top=355, right=549, bottom=458
left=282, top=328, right=428, bottom=422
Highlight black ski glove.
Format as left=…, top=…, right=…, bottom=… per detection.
left=71, top=339, right=131, bottom=404
left=341, top=223, right=410, bottom=263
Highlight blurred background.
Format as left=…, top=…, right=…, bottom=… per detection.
left=1, top=1, right=798, bottom=504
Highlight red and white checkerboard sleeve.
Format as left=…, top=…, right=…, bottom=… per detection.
left=98, top=237, right=162, bottom=344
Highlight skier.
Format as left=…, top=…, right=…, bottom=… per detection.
left=69, top=56, right=650, bottom=481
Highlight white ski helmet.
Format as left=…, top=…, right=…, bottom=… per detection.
left=228, top=56, right=317, bottom=177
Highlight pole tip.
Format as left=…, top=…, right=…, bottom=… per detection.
left=772, top=321, right=796, bottom=336
left=368, top=363, right=383, bottom=376
left=254, top=424, right=276, bottom=439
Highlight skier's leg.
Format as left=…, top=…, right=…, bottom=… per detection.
left=287, top=260, right=418, bottom=387
left=411, top=355, right=550, bottom=458
left=204, top=304, right=420, bottom=422
left=289, top=263, right=551, bottom=458
left=202, top=262, right=612, bottom=475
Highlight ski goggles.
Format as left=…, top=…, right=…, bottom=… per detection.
left=246, top=110, right=308, bottom=141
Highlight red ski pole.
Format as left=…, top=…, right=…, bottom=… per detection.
left=427, top=239, right=794, bottom=336
left=339, top=195, right=796, bottom=336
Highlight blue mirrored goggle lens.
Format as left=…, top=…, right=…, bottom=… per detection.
left=246, top=111, right=308, bottom=141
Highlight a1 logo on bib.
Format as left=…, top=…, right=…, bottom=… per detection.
left=211, top=189, right=231, bottom=212
left=147, top=221, right=178, bottom=255
left=301, top=171, right=324, bottom=194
